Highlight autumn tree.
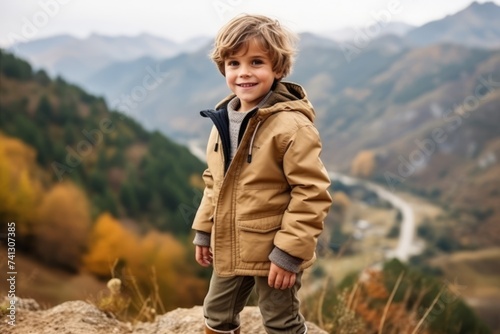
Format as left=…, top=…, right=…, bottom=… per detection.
left=0, top=134, right=42, bottom=237
left=351, top=150, right=376, bottom=178
left=84, top=214, right=207, bottom=311
left=34, top=182, right=92, bottom=271
left=83, top=212, right=139, bottom=277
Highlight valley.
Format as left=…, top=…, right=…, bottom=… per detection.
left=316, top=174, right=500, bottom=332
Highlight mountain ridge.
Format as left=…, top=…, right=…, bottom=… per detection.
left=8, top=1, right=500, bottom=88
left=405, top=1, right=500, bottom=48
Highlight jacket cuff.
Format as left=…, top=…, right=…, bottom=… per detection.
left=193, top=231, right=211, bottom=247
left=269, top=247, right=303, bottom=273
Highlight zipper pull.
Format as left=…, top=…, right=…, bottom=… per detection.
left=214, top=136, right=220, bottom=152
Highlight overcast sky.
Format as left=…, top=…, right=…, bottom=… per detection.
left=1, top=0, right=498, bottom=46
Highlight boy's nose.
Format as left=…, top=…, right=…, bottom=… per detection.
left=238, top=65, right=251, bottom=77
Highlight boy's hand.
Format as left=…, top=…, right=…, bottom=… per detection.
left=195, top=245, right=212, bottom=267
left=268, top=262, right=296, bottom=289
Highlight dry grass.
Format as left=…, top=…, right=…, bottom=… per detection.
left=378, top=271, right=405, bottom=334
left=301, top=266, right=467, bottom=334
left=88, top=261, right=166, bottom=323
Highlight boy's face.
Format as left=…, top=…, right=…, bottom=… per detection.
left=224, top=38, right=281, bottom=111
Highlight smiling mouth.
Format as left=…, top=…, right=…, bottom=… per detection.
left=237, top=83, right=257, bottom=87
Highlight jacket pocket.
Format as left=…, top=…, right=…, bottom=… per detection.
left=238, top=214, right=282, bottom=263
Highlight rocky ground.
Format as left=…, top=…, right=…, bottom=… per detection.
left=1, top=298, right=328, bottom=334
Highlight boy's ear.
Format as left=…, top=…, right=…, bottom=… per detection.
left=274, top=70, right=284, bottom=81
left=271, top=78, right=279, bottom=90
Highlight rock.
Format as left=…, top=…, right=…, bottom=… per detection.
left=1, top=299, right=328, bottom=334
left=2, top=300, right=130, bottom=334
left=136, top=306, right=328, bottom=333
left=2, top=297, right=41, bottom=312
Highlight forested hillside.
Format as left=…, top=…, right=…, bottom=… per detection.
left=0, top=50, right=208, bottom=310
left=0, top=49, right=205, bottom=234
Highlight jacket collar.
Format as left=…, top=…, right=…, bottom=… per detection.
left=214, top=81, right=315, bottom=123
left=200, top=81, right=315, bottom=172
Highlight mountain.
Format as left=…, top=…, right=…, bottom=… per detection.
left=322, top=2, right=500, bottom=49
left=9, top=33, right=210, bottom=84
left=406, top=1, right=500, bottom=48
left=298, top=32, right=342, bottom=49
left=316, top=43, right=500, bottom=246
left=82, top=43, right=223, bottom=138
left=322, top=21, right=414, bottom=41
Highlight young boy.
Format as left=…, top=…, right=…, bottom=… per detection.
left=192, top=14, right=332, bottom=334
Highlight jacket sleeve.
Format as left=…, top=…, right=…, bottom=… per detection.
left=273, top=124, right=332, bottom=262
left=192, top=167, right=215, bottom=237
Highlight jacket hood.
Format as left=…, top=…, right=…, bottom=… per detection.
left=215, top=81, right=316, bottom=123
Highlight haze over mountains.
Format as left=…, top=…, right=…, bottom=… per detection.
left=10, top=2, right=500, bottom=87
left=5, top=1, right=500, bottom=244
left=10, top=32, right=211, bottom=84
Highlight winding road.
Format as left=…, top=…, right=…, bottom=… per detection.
left=329, top=171, right=419, bottom=262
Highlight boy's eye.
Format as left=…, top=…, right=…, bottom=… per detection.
left=252, top=59, right=264, bottom=65
left=227, top=60, right=239, bottom=66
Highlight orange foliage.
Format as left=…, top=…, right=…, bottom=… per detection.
left=346, top=270, right=430, bottom=334
left=135, top=231, right=206, bottom=308
left=83, top=212, right=139, bottom=277
left=84, top=213, right=208, bottom=310
left=35, top=182, right=92, bottom=271
left=0, top=133, right=43, bottom=235
left=351, top=150, right=376, bottom=178
left=189, top=173, right=205, bottom=189
left=136, top=231, right=184, bottom=276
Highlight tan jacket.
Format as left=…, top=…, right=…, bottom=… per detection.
left=192, top=82, right=332, bottom=277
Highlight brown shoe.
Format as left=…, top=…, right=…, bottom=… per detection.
left=204, top=322, right=240, bottom=334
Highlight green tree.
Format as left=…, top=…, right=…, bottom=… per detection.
left=34, top=69, right=50, bottom=86
left=120, top=181, right=139, bottom=217
left=0, top=50, right=32, bottom=80
left=35, top=95, right=53, bottom=126
left=89, top=169, right=106, bottom=193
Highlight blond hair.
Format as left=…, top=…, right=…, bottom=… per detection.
left=210, top=14, right=298, bottom=79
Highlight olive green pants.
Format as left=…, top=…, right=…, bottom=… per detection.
left=203, top=271, right=307, bottom=334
